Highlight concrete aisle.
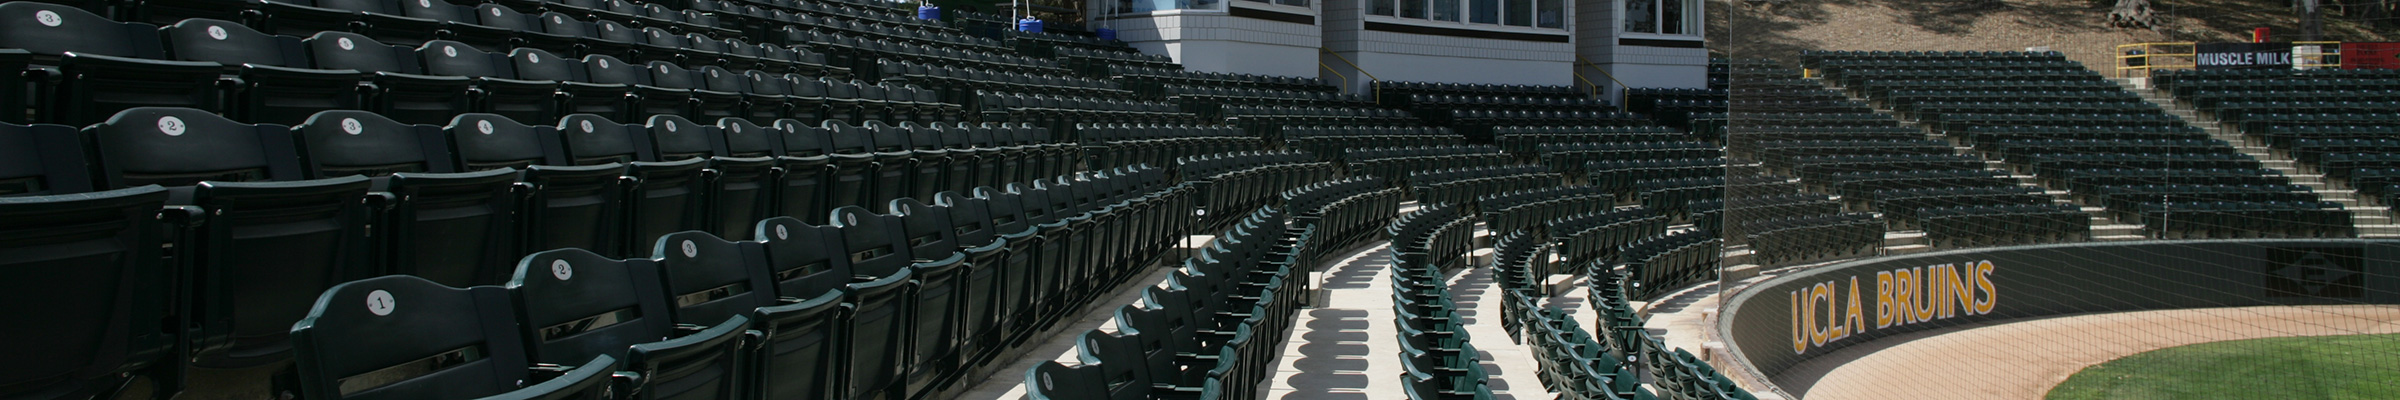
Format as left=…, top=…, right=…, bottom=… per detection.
left=1265, top=240, right=1551, bottom=400
left=1264, top=243, right=1401, bottom=400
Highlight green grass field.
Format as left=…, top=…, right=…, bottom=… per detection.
left=2046, top=333, right=2400, bottom=400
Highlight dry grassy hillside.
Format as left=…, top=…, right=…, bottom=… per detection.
left=1710, top=0, right=2397, bottom=75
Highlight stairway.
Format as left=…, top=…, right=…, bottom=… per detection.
left=2115, top=78, right=2400, bottom=238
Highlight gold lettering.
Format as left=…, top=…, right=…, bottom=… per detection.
left=1844, top=276, right=1866, bottom=337
left=1792, top=290, right=1807, bottom=353
left=1912, top=266, right=1937, bottom=322
left=1893, top=268, right=1914, bottom=325
left=1810, top=283, right=1830, bottom=346
left=1973, top=261, right=1997, bottom=314
left=1948, top=263, right=1973, bottom=318
left=1875, top=271, right=1893, bottom=328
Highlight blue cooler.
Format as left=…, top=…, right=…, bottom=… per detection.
left=1016, top=17, right=1043, bottom=33
left=1096, top=27, right=1116, bottom=41
left=917, top=5, right=940, bottom=20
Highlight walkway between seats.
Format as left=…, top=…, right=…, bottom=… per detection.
left=1263, top=240, right=1548, bottom=399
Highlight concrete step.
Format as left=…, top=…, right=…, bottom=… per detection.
left=2094, top=234, right=2151, bottom=241
left=1883, top=231, right=1926, bottom=247
left=2092, top=224, right=2143, bottom=237
left=1881, top=244, right=1934, bottom=255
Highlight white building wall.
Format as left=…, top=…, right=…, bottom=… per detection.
left=1100, top=5, right=1325, bottom=78
left=1573, top=0, right=1707, bottom=100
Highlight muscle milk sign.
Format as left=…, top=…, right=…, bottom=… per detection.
left=2196, top=42, right=2295, bottom=70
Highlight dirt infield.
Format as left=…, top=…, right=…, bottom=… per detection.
left=1801, top=305, right=2400, bottom=400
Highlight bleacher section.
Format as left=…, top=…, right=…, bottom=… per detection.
left=1806, top=50, right=2355, bottom=240
left=42, top=0, right=2397, bottom=397
left=2153, top=68, right=2400, bottom=232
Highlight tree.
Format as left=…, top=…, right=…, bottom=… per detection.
left=2111, top=0, right=2160, bottom=29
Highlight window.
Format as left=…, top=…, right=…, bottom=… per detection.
left=1376, top=0, right=1565, bottom=29
left=1504, top=0, right=1530, bottom=26
left=1115, top=0, right=1215, bottom=13
left=1625, top=0, right=1697, bottom=35
left=1625, top=0, right=1654, bottom=33
left=1536, top=0, right=1562, bottom=28
left=1660, top=0, right=1682, bottom=34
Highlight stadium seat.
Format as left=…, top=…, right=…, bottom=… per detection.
left=418, top=40, right=559, bottom=122
left=304, top=31, right=473, bottom=124
left=288, top=275, right=619, bottom=400
left=88, top=107, right=377, bottom=368
left=0, top=2, right=222, bottom=126
left=888, top=197, right=969, bottom=395
left=159, top=18, right=361, bottom=125
left=828, top=205, right=917, bottom=400
left=440, top=113, right=632, bottom=257
left=0, top=186, right=178, bottom=400
left=748, top=216, right=850, bottom=400
left=555, top=113, right=710, bottom=252
left=0, top=121, right=95, bottom=195
left=292, top=110, right=526, bottom=287
left=506, top=247, right=749, bottom=400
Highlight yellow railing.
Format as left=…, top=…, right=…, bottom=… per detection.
left=2114, top=42, right=2196, bottom=78
left=1319, top=48, right=1381, bottom=104
left=2118, top=41, right=2352, bottom=77
left=1572, top=55, right=1630, bottom=101
left=2295, top=41, right=2342, bottom=69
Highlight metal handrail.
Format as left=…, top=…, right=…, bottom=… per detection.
left=1319, top=48, right=1381, bottom=104
left=2113, top=42, right=2196, bottom=79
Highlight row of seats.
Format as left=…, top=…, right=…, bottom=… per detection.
left=1174, top=150, right=1330, bottom=231
left=1618, top=229, right=1720, bottom=301
left=1782, top=154, right=1986, bottom=182
left=1955, top=125, right=2207, bottom=148
left=1387, top=203, right=1496, bottom=400
left=1283, top=125, right=1463, bottom=157
left=1742, top=212, right=1882, bottom=266
left=7, top=152, right=1198, bottom=399
left=1222, top=105, right=1420, bottom=139
left=1406, top=165, right=1562, bottom=206
left=1474, top=185, right=1613, bottom=235
left=1108, top=64, right=1336, bottom=98
left=1550, top=207, right=1668, bottom=269
left=1166, top=84, right=1376, bottom=119
left=1919, top=203, right=2089, bottom=247
left=1340, top=145, right=1512, bottom=188
left=1282, top=176, right=1405, bottom=255
left=0, top=8, right=963, bottom=127
left=1077, top=124, right=1259, bottom=171
left=1027, top=205, right=1311, bottom=400
left=1491, top=126, right=1681, bottom=155
left=1052, top=46, right=1173, bottom=77
left=1863, top=186, right=2058, bottom=230
left=880, top=58, right=1130, bottom=105
left=1535, top=141, right=1722, bottom=174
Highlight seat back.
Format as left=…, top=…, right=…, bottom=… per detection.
left=0, top=121, right=95, bottom=196
left=1023, top=361, right=1107, bottom=400
left=770, top=119, right=832, bottom=224
left=0, top=186, right=173, bottom=398
left=828, top=205, right=915, bottom=400
left=293, top=110, right=454, bottom=177
left=444, top=113, right=561, bottom=171
left=506, top=248, right=674, bottom=366
left=650, top=231, right=773, bottom=326
left=290, top=275, right=615, bottom=400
